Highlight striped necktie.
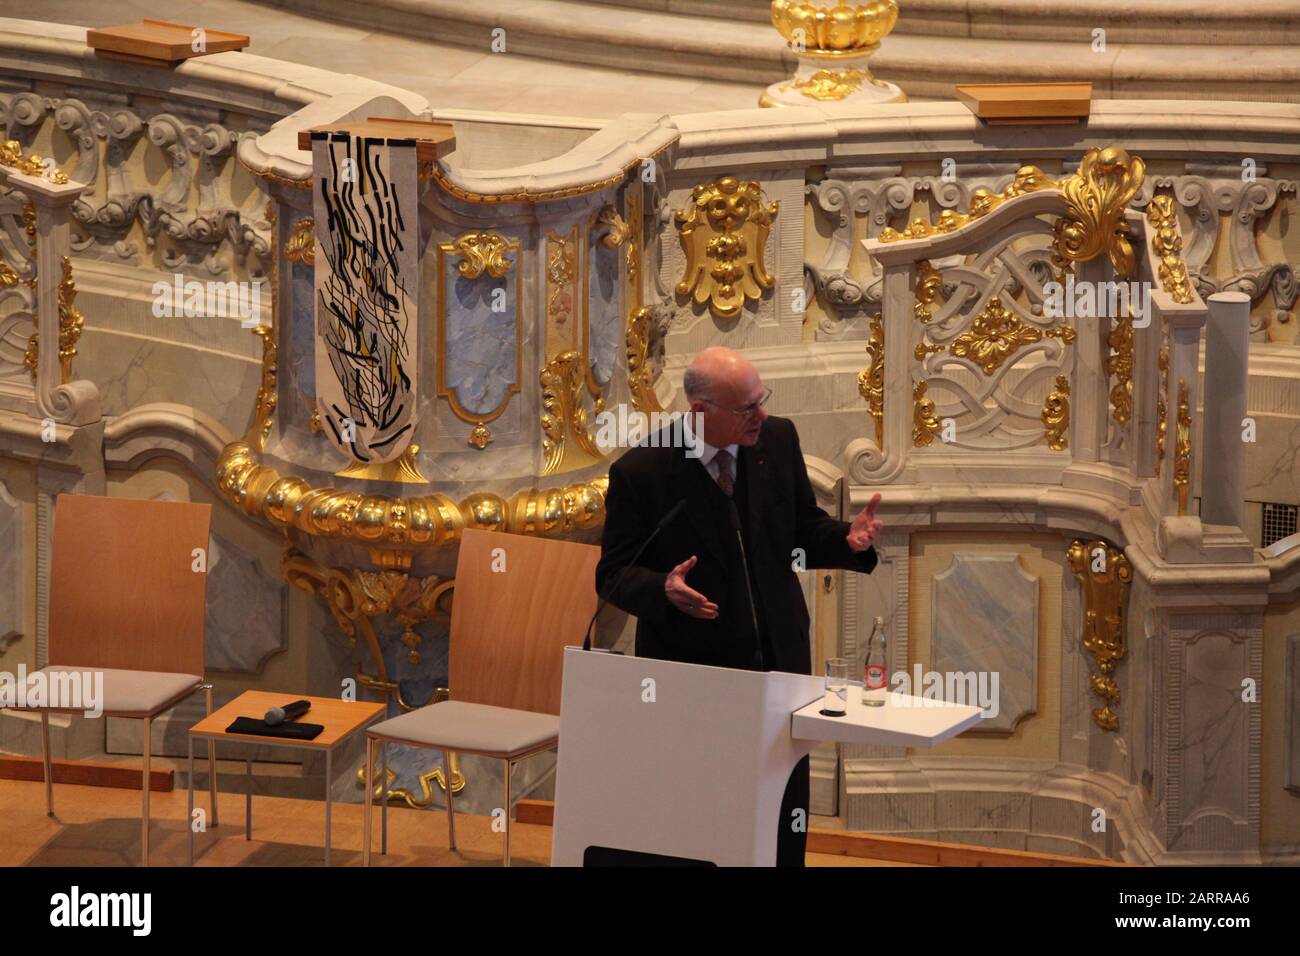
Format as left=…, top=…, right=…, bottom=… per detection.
left=714, top=449, right=735, bottom=496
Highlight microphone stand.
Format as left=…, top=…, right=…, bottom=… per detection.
left=582, top=499, right=687, bottom=650
left=726, top=497, right=765, bottom=671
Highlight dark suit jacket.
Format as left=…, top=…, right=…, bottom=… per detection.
left=596, top=415, right=877, bottom=675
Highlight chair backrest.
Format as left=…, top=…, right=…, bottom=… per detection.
left=449, top=528, right=600, bottom=715
left=47, top=494, right=211, bottom=676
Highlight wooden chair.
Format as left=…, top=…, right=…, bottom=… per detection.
left=363, top=528, right=599, bottom=866
left=17, top=494, right=217, bottom=865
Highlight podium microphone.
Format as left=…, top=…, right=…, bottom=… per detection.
left=726, top=497, right=765, bottom=671
left=582, top=499, right=687, bottom=651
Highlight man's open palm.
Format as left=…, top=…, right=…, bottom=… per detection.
left=847, top=492, right=883, bottom=552
left=664, top=555, right=719, bottom=619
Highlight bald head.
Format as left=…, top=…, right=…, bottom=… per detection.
left=683, top=346, right=758, bottom=403
left=683, top=346, right=768, bottom=447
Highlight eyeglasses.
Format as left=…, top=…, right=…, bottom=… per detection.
left=701, top=387, right=772, bottom=420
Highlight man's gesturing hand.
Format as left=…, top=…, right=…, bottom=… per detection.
left=847, top=492, right=883, bottom=552
left=664, top=555, right=719, bottom=619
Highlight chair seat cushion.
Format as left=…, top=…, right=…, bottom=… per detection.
left=20, top=666, right=201, bottom=715
left=369, top=700, right=559, bottom=756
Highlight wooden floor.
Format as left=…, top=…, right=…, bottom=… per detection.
left=0, top=778, right=914, bottom=867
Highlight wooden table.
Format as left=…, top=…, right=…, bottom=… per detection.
left=187, top=691, right=385, bottom=866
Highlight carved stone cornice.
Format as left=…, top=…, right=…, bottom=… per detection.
left=878, top=164, right=1059, bottom=244
left=1136, top=174, right=1296, bottom=332
left=1, top=93, right=271, bottom=276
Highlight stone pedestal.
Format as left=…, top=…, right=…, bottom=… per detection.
left=760, top=51, right=906, bottom=108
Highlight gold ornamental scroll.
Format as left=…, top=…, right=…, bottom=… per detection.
left=1067, top=538, right=1132, bottom=732
left=675, top=176, right=778, bottom=319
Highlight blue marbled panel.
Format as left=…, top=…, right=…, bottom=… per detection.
left=289, top=257, right=315, bottom=406
left=443, top=267, right=517, bottom=417
left=204, top=532, right=287, bottom=674
left=587, top=237, right=620, bottom=390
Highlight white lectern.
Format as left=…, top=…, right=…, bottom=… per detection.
left=551, top=647, right=984, bottom=866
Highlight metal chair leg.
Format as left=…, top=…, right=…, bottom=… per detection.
left=444, top=750, right=457, bottom=851
left=363, top=738, right=374, bottom=867
left=380, top=741, right=388, bottom=856
left=324, top=748, right=333, bottom=867
left=40, top=711, right=53, bottom=817
left=205, top=684, right=219, bottom=828
left=141, top=716, right=151, bottom=867
left=187, top=733, right=195, bottom=866
left=502, top=759, right=512, bottom=867
left=245, top=757, right=252, bottom=840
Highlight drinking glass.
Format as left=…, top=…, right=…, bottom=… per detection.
left=822, top=657, right=851, bottom=716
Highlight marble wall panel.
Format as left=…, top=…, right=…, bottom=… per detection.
left=931, top=553, right=1039, bottom=731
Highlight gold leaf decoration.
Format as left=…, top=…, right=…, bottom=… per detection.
left=950, top=296, right=1044, bottom=375
left=770, top=0, right=900, bottom=55
left=540, top=350, right=602, bottom=476
left=781, top=68, right=869, bottom=101
left=283, top=547, right=454, bottom=703
left=20, top=240, right=86, bottom=383
left=546, top=228, right=577, bottom=336
left=1174, top=378, right=1191, bottom=516
left=0, top=139, right=69, bottom=184
left=218, top=438, right=610, bottom=547
left=1067, top=538, right=1131, bottom=732
left=1051, top=146, right=1145, bottom=279
left=1106, top=304, right=1134, bottom=425
left=1042, top=374, right=1070, bottom=450
left=448, top=231, right=514, bottom=280
left=626, top=305, right=663, bottom=413
left=285, top=216, right=315, bottom=264
left=879, top=165, right=1058, bottom=243
left=1155, top=348, right=1168, bottom=477
left=857, top=312, right=884, bottom=446
left=675, top=176, right=778, bottom=319
left=912, top=379, right=942, bottom=447
left=335, top=443, right=430, bottom=484
left=357, top=753, right=465, bottom=808
left=55, top=256, right=84, bottom=383
left=595, top=205, right=630, bottom=249
left=1145, top=195, right=1195, bottom=304
left=914, top=259, right=942, bottom=323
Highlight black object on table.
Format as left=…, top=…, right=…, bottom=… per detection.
left=225, top=716, right=324, bottom=740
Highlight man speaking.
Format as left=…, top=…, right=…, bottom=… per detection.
left=596, top=346, right=883, bottom=866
